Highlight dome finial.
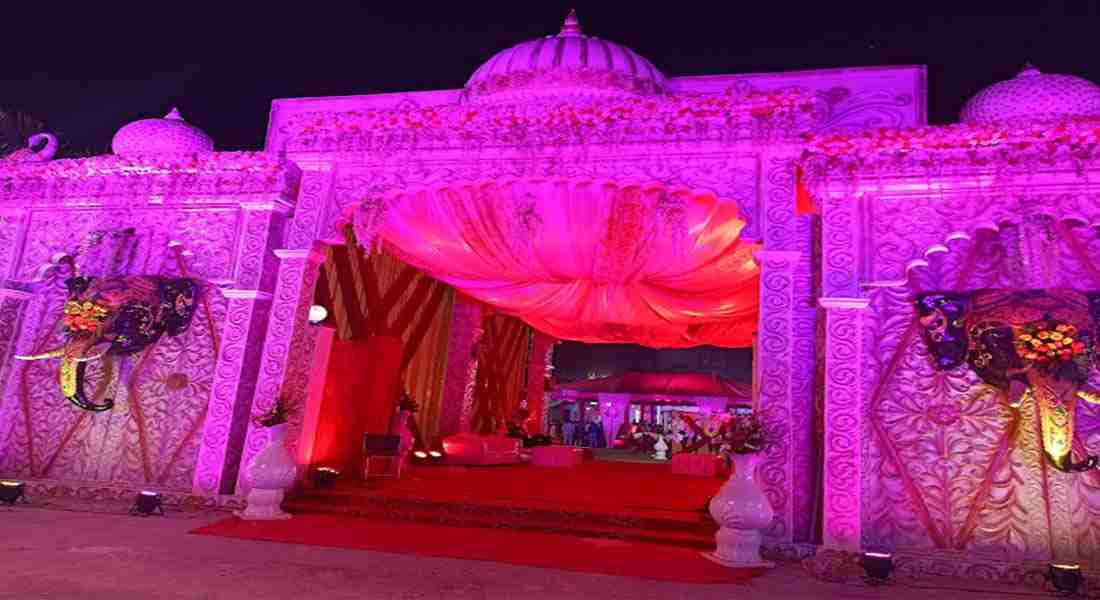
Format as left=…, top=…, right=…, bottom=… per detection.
left=559, top=9, right=582, bottom=37
left=1019, top=63, right=1041, bottom=77
left=165, top=107, right=183, bottom=120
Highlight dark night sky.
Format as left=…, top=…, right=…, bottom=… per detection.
left=4, top=2, right=1099, bottom=153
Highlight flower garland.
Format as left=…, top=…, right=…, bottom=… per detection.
left=253, top=396, right=292, bottom=428
left=0, top=151, right=290, bottom=180
left=1014, top=320, right=1088, bottom=367
left=62, top=300, right=109, bottom=334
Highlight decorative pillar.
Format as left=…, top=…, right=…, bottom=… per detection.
left=597, top=393, right=630, bottom=447
left=192, top=204, right=291, bottom=496
left=437, top=296, right=483, bottom=438
left=524, top=332, right=556, bottom=434
left=818, top=297, right=869, bottom=551
left=754, top=250, right=798, bottom=544
left=0, top=289, right=37, bottom=471
left=192, top=290, right=273, bottom=495
left=235, top=247, right=324, bottom=492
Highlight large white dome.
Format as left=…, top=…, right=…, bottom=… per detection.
left=463, top=10, right=665, bottom=104
left=960, top=65, right=1100, bottom=124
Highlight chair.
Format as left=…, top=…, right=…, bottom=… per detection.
left=364, top=434, right=403, bottom=480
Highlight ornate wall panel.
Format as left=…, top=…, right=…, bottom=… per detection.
left=755, top=250, right=797, bottom=542
left=857, top=188, right=1100, bottom=563
left=235, top=249, right=323, bottom=492
left=0, top=153, right=299, bottom=494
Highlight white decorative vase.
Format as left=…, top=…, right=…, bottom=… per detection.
left=237, top=423, right=297, bottom=521
left=653, top=435, right=669, bottom=460
left=703, top=452, right=774, bottom=568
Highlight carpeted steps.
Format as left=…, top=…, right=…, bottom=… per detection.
left=284, top=486, right=719, bottom=551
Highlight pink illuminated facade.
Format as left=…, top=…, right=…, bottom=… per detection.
left=5, top=12, right=1100, bottom=579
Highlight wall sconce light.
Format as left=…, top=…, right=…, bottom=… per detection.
left=308, top=305, right=329, bottom=325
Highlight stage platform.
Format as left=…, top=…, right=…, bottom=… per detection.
left=285, top=458, right=724, bottom=550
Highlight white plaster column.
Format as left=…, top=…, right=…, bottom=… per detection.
left=234, top=248, right=324, bottom=493
left=191, top=290, right=273, bottom=495
left=754, top=249, right=798, bottom=544
left=818, top=297, right=869, bottom=551
left=437, top=296, right=484, bottom=438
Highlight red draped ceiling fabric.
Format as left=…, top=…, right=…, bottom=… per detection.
left=364, top=178, right=760, bottom=348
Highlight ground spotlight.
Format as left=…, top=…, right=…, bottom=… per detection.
left=129, top=490, right=165, bottom=516
left=312, top=467, right=340, bottom=489
left=0, top=480, right=26, bottom=505
left=1048, top=563, right=1083, bottom=595
left=860, top=552, right=894, bottom=585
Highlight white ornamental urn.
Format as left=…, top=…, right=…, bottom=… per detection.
left=653, top=435, right=669, bottom=460
left=703, top=452, right=774, bottom=568
left=237, top=423, right=297, bottom=520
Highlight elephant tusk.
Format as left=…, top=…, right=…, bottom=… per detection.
left=73, top=350, right=109, bottom=363
left=15, top=348, right=65, bottom=361
left=1078, top=390, right=1100, bottom=405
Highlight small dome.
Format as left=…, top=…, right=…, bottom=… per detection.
left=111, top=108, right=214, bottom=156
left=960, top=64, right=1100, bottom=124
left=463, top=10, right=665, bottom=103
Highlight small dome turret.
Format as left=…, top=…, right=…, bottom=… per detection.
left=960, top=64, right=1100, bottom=124
left=111, top=108, right=214, bottom=156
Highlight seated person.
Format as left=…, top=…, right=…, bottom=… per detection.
left=505, top=409, right=553, bottom=448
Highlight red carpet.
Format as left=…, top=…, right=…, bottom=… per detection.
left=192, top=514, right=760, bottom=584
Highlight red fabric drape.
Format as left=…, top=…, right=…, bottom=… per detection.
left=374, top=179, right=759, bottom=348
left=312, top=340, right=374, bottom=474
left=470, top=313, right=531, bottom=435
left=795, top=166, right=816, bottom=215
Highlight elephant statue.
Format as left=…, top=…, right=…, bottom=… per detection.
left=2, top=133, right=58, bottom=163
left=16, top=273, right=201, bottom=411
left=916, top=290, right=1100, bottom=472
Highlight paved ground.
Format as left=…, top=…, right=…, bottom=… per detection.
left=0, top=501, right=1047, bottom=599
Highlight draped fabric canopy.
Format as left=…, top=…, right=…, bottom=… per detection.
left=365, top=178, right=759, bottom=348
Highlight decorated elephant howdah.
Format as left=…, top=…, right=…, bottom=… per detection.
left=17, top=274, right=201, bottom=411
left=917, top=289, right=1100, bottom=473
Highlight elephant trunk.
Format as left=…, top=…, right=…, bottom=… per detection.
left=59, top=357, right=113, bottom=412
left=1032, top=375, right=1097, bottom=473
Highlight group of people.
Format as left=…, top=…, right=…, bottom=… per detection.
left=550, top=418, right=607, bottom=448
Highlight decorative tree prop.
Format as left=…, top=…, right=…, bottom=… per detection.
left=917, top=290, right=1100, bottom=472
left=16, top=238, right=201, bottom=412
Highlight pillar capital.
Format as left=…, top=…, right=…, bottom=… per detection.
left=220, top=289, right=274, bottom=302
left=273, top=247, right=326, bottom=264
left=818, top=297, right=870, bottom=310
